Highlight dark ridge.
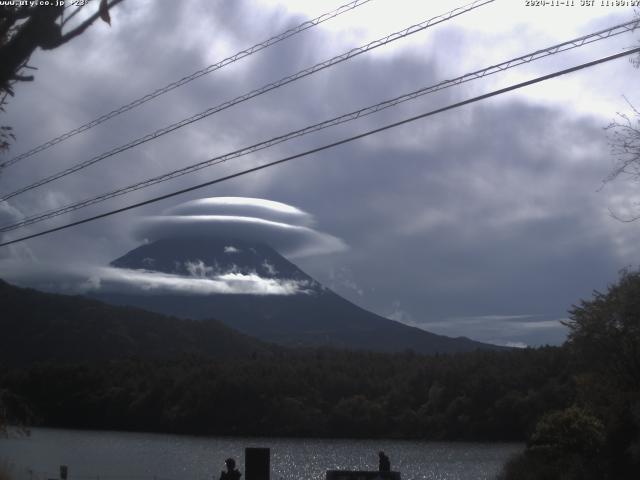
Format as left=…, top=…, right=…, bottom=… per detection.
left=0, top=279, right=274, bottom=366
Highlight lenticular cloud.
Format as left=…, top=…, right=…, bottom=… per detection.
left=134, top=197, right=347, bottom=258
left=166, top=197, right=313, bottom=226
left=0, top=198, right=347, bottom=296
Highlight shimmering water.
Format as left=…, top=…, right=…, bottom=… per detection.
left=0, top=428, right=522, bottom=480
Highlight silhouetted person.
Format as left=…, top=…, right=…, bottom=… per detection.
left=219, top=458, right=241, bottom=480
left=378, top=451, right=390, bottom=473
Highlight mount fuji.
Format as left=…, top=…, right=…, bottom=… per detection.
left=93, top=236, right=500, bottom=354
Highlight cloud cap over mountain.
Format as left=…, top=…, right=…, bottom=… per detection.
left=133, top=197, right=347, bottom=258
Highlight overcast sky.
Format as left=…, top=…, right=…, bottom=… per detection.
left=1, top=0, right=640, bottom=347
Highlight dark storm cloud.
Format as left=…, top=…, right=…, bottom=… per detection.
left=259, top=101, right=637, bottom=346
left=1, top=0, right=638, bottom=346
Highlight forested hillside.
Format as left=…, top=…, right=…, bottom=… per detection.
left=1, top=347, right=572, bottom=440
left=0, top=279, right=273, bottom=365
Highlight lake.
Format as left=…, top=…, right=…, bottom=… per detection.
left=0, top=428, right=522, bottom=480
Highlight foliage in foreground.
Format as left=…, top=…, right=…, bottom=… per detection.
left=500, top=269, right=640, bottom=479
left=0, top=1, right=122, bottom=152
left=0, top=462, right=13, bottom=480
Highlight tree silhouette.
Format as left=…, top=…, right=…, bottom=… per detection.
left=565, top=268, right=640, bottom=391
left=0, top=0, right=124, bottom=152
left=604, top=14, right=640, bottom=221
left=605, top=101, right=640, bottom=221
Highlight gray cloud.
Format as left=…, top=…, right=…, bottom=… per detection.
left=0, top=202, right=22, bottom=225
left=1, top=0, right=638, bottom=346
left=415, top=314, right=570, bottom=347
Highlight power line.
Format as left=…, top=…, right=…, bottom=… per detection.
left=0, top=0, right=375, bottom=170
left=1, top=47, right=638, bottom=248
left=0, top=0, right=495, bottom=202
left=2, top=18, right=638, bottom=234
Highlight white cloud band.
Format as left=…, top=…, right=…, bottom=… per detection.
left=134, top=197, right=347, bottom=258
left=1, top=260, right=311, bottom=296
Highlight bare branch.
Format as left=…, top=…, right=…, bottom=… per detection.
left=605, top=105, right=640, bottom=184
left=51, top=0, right=125, bottom=48
left=608, top=206, right=640, bottom=223
left=61, top=4, right=87, bottom=27
left=10, top=73, right=33, bottom=82
left=604, top=93, right=640, bottom=221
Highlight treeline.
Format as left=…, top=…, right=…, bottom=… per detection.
left=0, top=346, right=573, bottom=441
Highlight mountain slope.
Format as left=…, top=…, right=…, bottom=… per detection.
left=98, top=237, right=500, bottom=354
left=0, top=279, right=273, bottom=366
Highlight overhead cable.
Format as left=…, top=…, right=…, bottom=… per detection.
left=2, top=18, right=638, bottom=233
left=0, top=0, right=375, bottom=170
left=1, top=46, right=638, bottom=248
left=0, top=0, right=495, bottom=201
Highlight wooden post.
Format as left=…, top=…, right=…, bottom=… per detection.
left=326, top=471, right=401, bottom=480
left=245, top=447, right=270, bottom=480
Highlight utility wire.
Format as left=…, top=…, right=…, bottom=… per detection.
left=0, top=0, right=375, bottom=170
left=0, top=0, right=494, bottom=202
left=2, top=18, right=638, bottom=234
left=1, top=46, right=638, bottom=248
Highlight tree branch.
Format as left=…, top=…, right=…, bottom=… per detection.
left=10, top=73, right=33, bottom=82
left=0, top=5, right=62, bottom=86
left=49, top=0, right=125, bottom=49
left=61, top=4, right=87, bottom=28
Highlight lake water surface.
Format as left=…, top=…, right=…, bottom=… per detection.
left=0, top=428, right=522, bottom=480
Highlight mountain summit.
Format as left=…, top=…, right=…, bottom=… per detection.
left=97, top=237, right=500, bottom=354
